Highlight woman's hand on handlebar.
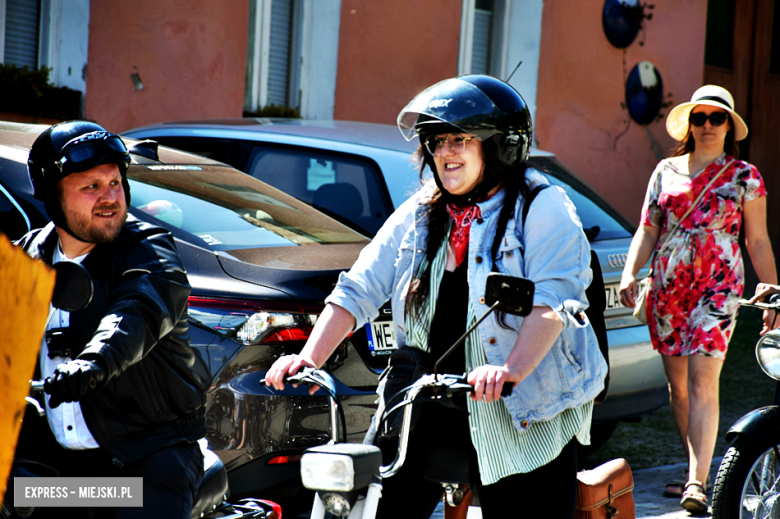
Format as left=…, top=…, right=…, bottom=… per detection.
left=467, top=365, right=519, bottom=403
left=618, top=273, right=637, bottom=309
left=264, top=354, right=319, bottom=394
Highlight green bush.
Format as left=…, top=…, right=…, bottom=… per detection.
left=0, top=64, right=53, bottom=99
left=0, top=64, right=81, bottom=119
left=254, top=103, right=301, bottom=118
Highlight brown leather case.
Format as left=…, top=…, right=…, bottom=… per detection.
left=575, top=458, right=635, bottom=519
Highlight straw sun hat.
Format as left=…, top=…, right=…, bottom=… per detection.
left=666, top=84, right=748, bottom=142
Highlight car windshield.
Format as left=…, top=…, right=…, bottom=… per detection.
left=127, top=166, right=366, bottom=251
left=529, top=157, right=633, bottom=241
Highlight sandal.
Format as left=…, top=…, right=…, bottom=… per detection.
left=681, top=480, right=708, bottom=513
left=664, top=474, right=686, bottom=497
left=664, top=471, right=710, bottom=498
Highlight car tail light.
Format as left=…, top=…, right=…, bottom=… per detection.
left=187, top=296, right=321, bottom=344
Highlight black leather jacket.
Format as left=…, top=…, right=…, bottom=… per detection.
left=19, top=216, right=208, bottom=463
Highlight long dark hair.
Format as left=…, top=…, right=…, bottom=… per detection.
left=671, top=112, right=739, bottom=159
left=404, top=137, right=531, bottom=326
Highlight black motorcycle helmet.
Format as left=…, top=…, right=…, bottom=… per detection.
left=28, top=121, right=131, bottom=235
left=397, top=75, right=533, bottom=204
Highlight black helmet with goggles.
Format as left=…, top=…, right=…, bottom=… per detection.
left=28, top=120, right=131, bottom=232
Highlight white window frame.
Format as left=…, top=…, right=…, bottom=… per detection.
left=246, top=0, right=340, bottom=119
left=245, top=0, right=304, bottom=113
left=0, top=0, right=89, bottom=95
left=0, top=0, right=48, bottom=68
left=458, top=0, right=510, bottom=78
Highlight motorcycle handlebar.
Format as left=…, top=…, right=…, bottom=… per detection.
left=739, top=296, right=780, bottom=311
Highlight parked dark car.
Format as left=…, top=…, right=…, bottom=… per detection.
left=0, top=122, right=384, bottom=512
left=124, top=119, right=669, bottom=448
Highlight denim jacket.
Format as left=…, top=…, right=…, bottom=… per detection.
left=326, top=170, right=607, bottom=430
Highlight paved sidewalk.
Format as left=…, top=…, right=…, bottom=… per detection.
left=633, top=459, right=720, bottom=518
left=430, top=458, right=722, bottom=518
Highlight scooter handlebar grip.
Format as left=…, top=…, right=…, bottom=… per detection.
left=501, top=383, right=514, bottom=397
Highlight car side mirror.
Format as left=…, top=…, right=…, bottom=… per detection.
left=484, top=273, right=534, bottom=317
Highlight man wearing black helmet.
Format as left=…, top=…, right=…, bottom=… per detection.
left=15, top=121, right=207, bottom=518
left=266, top=76, right=606, bottom=518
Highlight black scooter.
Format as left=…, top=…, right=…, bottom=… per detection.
left=2, top=262, right=280, bottom=519
left=711, top=295, right=780, bottom=519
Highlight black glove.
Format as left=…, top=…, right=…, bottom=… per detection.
left=44, top=359, right=106, bottom=409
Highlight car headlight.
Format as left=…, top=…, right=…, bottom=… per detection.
left=756, top=329, right=780, bottom=381
left=300, top=444, right=382, bottom=492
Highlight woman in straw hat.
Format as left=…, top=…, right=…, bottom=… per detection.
left=619, top=85, right=777, bottom=512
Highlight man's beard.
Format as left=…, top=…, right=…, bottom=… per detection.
left=63, top=204, right=128, bottom=244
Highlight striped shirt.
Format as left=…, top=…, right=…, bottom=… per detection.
left=405, top=230, right=592, bottom=485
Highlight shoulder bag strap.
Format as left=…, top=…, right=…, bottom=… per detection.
left=489, top=184, right=548, bottom=272
left=650, top=158, right=734, bottom=271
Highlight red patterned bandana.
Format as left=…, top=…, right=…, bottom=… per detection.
left=446, top=204, right=481, bottom=267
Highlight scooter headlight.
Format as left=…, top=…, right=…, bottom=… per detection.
left=300, top=444, right=382, bottom=492
left=757, top=329, right=780, bottom=381
left=301, top=452, right=356, bottom=492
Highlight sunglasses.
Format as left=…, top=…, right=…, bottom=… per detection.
left=55, top=131, right=130, bottom=174
left=689, top=112, right=728, bottom=128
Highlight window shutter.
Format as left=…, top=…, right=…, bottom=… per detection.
left=471, top=7, right=492, bottom=75
left=5, top=0, right=40, bottom=68
left=267, top=0, right=292, bottom=107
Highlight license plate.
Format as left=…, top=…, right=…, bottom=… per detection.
left=366, top=321, right=397, bottom=356
left=605, top=282, right=624, bottom=310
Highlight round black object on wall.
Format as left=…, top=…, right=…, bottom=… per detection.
left=603, top=0, right=643, bottom=48
left=625, top=61, right=663, bottom=125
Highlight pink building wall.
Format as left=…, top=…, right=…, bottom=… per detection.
left=535, top=0, right=708, bottom=225
left=333, top=0, right=461, bottom=125
left=85, top=0, right=250, bottom=133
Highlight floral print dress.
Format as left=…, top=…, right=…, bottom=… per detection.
left=640, top=153, right=766, bottom=358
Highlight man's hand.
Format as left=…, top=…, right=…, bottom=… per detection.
left=44, top=359, right=105, bottom=408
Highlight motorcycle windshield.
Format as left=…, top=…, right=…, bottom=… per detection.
left=397, top=78, right=503, bottom=142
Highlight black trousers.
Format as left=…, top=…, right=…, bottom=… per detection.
left=12, top=411, right=203, bottom=519
left=375, top=400, right=578, bottom=519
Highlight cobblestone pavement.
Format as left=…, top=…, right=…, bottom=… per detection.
left=430, top=459, right=722, bottom=519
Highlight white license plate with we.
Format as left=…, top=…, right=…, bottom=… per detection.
left=365, top=321, right=397, bottom=356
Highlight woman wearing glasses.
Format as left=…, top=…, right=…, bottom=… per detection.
left=619, top=85, right=777, bottom=512
left=265, top=75, right=606, bottom=518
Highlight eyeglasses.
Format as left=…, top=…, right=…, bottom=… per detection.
left=689, top=112, right=728, bottom=128
left=423, top=135, right=478, bottom=156
left=56, top=131, right=129, bottom=174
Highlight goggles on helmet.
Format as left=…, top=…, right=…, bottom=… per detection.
left=54, top=131, right=130, bottom=175
left=397, top=78, right=505, bottom=142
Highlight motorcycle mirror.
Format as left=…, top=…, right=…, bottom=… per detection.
left=484, top=273, right=534, bottom=317
left=51, top=262, right=93, bottom=312
left=757, top=329, right=780, bottom=382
